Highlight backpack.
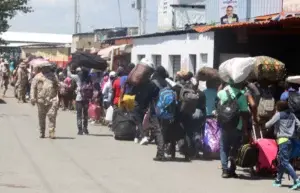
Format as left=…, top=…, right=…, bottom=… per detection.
left=288, top=91, right=300, bottom=113
left=155, top=87, right=177, bottom=120
left=217, top=90, right=242, bottom=129
left=179, top=87, right=199, bottom=115
left=257, top=90, right=275, bottom=119
left=236, top=144, right=259, bottom=168
left=80, top=82, right=93, bottom=101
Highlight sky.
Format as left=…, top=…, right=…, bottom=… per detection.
left=9, top=0, right=158, bottom=34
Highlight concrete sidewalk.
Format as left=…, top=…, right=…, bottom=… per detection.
left=0, top=91, right=296, bottom=193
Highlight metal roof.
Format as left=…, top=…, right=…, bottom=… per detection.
left=0, top=31, right=72, bottom=44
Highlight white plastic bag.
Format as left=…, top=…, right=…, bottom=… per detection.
left=219, top=57, right=255, bottom=83
left=287, top=76, right=300, bottom=85
left=105, top=106, right=114, bottom=122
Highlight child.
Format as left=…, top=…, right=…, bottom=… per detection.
left=265, top=101, right=300, bottom=190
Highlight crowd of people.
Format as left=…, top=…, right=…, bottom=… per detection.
left=1, top=55, right=300, bottom=190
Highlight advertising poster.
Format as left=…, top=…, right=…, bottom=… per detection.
left=283, top=0, right=300, bottom=12
left=219, top=0, right=239, bottom=24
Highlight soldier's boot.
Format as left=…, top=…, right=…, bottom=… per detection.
left=49, top=128, right=56, bottom=139
left=39, top=129, right=45, bottom=138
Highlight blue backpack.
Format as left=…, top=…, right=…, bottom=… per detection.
left=155, top=87, right=177, bottom=120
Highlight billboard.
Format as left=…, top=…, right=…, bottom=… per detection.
left=283, top=0, right=300, bottom=12
left=219, top=0, right=239, bottom=24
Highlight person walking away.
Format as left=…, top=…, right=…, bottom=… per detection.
left=68, top=67, right=93, bottom=135
left=16, top=62, right=28, bottom=103
left=102, top=72, right=115, bottom=109
left=265, top=101, right=300, bottom=190
left=30, top=64, right=59, bottom=139
left=1, top=61, right=9, bottom=97
left=111, top=67, right=125, bottom=108
left=217, top=81, right=249, bottom=178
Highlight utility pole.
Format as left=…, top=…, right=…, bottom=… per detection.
left=141, top=0, right=146, bottom=35
left=74, top=0, right=81, bottom=34
left=132, top=0, right=146, bottom=35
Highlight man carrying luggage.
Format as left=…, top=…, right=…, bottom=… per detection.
left=217, top=81, right=249, bottom=178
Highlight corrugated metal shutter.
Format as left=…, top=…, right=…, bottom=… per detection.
left=171, top=55, right=181, bottom=78
left=153, top=55, right=162, bottom=67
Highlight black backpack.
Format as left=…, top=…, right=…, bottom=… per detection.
left=217, top=90, right=242, bottom=129
left=288, top=91, right=300, bottom=113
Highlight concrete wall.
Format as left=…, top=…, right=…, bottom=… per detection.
left=71, top=33, right=101, bottom=53
left=131, top=31, right=215, bottom=76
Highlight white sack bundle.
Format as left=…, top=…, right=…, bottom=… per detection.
left=219, top=57, right=255, bottom=83
left=286, top=76, right=300, bottom=85
left=29, top=59, right=51, bottom=68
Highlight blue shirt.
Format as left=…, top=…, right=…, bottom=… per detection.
left=280, top=88, right=299, bottom=101
left=204, top=88, right=217, bottom=116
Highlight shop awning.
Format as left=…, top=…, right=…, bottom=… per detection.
left=97, top=44, right=132, bottom=59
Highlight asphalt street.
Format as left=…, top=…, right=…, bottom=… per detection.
left=0, top=89, right=298, bottom=193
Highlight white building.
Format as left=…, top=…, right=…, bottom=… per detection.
left=157, top=0, right=206, bottom=32
left=131, top=30, right=214, bottom=77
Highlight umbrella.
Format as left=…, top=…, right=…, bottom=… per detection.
left=253, top=56, right=286, bottom=81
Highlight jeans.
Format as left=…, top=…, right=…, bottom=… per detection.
left=277, top=140, right=298, bottom=182
left=76, top=100, right=89, bottom=131
left=133, top=104, right=147, bottom=139
left=150, top=116, right=166, bottom=157
left=220, top=129, right=242, bottom=171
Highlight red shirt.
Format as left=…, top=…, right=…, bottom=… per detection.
left=112, top=77, right=121, bottom=105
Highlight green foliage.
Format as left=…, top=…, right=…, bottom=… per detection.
left=0, top=0, right=32, bottom=44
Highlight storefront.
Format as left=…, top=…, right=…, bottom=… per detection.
left=194, top=12, right=300, bottom=75
left=97, top=44, right=132, bottom=71
left=21, top=43, right=71, bottom=68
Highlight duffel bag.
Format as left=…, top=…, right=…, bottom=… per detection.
left=196, top=67, right=219, bottom=81
left=112, top=108, right=136, bottom=141
left=236, top=144, right=258, bottom=168
left=127, top=58, right=154, bottom=86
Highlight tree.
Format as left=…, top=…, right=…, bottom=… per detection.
left=0, top=0, right=32, bottom=44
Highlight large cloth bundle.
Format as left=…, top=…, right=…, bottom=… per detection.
left=286, top=76, right=300, bottom=85
left=196, top=67, right=219, bottom=81
left=219, top=57, right=255, bottom=83
left=252, top=56, right=286, bottom=81
left=71, top=52, right=108, bottom=70
left=29, top=59, right=51, bottom=68
left=127, top=58, right=154, bottom=86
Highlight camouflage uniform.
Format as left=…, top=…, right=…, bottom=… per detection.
left=30, top=70, right=59, bottom=139
left=16, top=64, right=28, bottom=102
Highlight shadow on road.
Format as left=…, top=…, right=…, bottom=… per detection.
left=0, top=99, right=6, bottom=104
left=88, top=134, right=113, bottom=137
left=55, top=137, right=76, bottom=140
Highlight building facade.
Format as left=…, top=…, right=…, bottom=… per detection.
left=131, top=31, right=214, bottom=77
left=157, top=0, right=206, bottom=32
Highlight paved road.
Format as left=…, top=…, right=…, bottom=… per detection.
left=0, top=90, right=297, bottom=193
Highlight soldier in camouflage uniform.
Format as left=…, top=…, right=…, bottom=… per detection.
left=16, top=62, right=28, bottom=103
left=30, top=64, right=60, bottom=139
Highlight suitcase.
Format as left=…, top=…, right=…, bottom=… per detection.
left=88, top=103, right=101, bottom=120
left=252, top=125, right=278, bottom=175
left=127, top=64, right=153, bottom=86
left=112, top=108, right=136, bottom=141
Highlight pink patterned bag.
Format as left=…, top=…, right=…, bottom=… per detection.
left=202, top=118, right=221, bottom=153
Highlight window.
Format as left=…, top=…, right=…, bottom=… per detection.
left=200, top=53, right=208, bottom=66
left=152, top=55, right=162, bottom=67
left=137, top=55, right=145, bottom=63
left=189, top=54, right=197, bottom=75
left=169, top=55, right=181, bottom=78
